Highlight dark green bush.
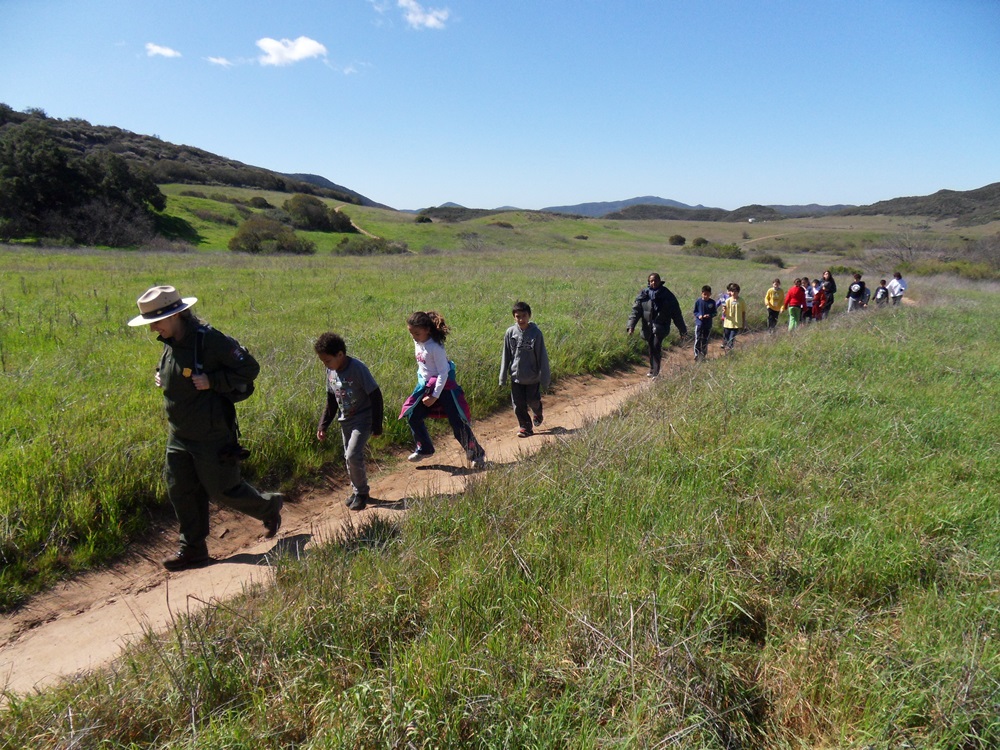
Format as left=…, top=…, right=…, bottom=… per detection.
left=228, top=215, right=316, bottom=254
left=691, top=236, right=709, bottom=247
left=691, top=243, right=744, bottom=260
left=334, top=236, right=409, bottom=256
left=751, top=252, right=785, bottom=268
left=668, top=234, right=686, bottom=246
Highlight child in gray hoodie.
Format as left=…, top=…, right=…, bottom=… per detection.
left=499, top=301, right=551, bottom=437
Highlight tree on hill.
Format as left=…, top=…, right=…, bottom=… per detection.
left=0, top=119, right=166, bottom=246
left=228, top=215, right=316, bottom=254
left=282, top=194, right=357, bottom=233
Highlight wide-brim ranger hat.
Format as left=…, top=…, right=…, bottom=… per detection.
left=127, top=285, right=198, bottom=326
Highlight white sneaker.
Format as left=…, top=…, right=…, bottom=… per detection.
left=407, top=451, right=426, bottom=462
left=471, top=456, right=487, bottom=470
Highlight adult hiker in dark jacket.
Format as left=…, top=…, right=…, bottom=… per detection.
left=128, top=285, right=283, bottom=572
left=626, top=272, right=688, bottom=377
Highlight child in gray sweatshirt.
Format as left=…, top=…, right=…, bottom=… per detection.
left=499, top=301, right=551, bottom=437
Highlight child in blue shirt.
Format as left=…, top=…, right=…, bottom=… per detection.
left=692, top=285, right=717, bottom=361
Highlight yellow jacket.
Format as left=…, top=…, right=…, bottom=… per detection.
left=723, top=296, right=746, bottom=329
left=765, top=286, right=783, bottom=312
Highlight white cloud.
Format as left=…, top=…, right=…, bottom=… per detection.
left=398, top=0, right=449, bottom=29
left=256, top=36, right=327, bottom=66
left=145, top=43, right=181, bottom=58
left=207, top=56, right=234, bottom=68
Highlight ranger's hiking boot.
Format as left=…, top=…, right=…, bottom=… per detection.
left=162, top=545, right=210, bottom=572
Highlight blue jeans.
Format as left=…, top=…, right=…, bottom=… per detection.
left=722, top=327, right=739, bottom=351
left=407, top=394, right=484, bottom=460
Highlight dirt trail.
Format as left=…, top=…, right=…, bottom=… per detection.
left=5, top=349, right=710, bottom=696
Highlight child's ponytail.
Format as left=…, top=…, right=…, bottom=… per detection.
left=407, top=310, right=450, bottom=344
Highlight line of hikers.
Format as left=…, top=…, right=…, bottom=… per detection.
left=130, top=270, right=906, bottom=570
left=625, top=269, right=908, bottom=369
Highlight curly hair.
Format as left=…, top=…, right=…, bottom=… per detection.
left=407, top=310, right=449, bottom=344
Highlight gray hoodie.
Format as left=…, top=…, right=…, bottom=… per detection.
left=499, top=321, right=551, bottom=389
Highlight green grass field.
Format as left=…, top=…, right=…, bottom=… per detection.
left=2, top=232, right=820, bottom=608
left=3, top=268, right=997, bottom=747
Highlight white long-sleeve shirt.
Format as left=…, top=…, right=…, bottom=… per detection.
left=414, top=338, right=450, bottom=399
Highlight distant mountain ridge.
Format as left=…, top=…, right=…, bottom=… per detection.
left=838, top=183, right=1000, bottom=225
left=542, top=196, right=714, bottom=217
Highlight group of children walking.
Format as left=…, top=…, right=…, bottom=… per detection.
left=696, top=269, right=908, bottom=359
left=318, top=269, right=907, bottom=511
left=315, top=303, right=550, bottom=511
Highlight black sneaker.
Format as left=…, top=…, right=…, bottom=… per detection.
left=345, top=493, right=355, bottom=507
left=262, top=493, right=284, bottom=538
left=162, top=546, right=210, bottom=571
left=348, top=493, right=368, bottom=511
left=532, top=411, right=543, bottom=427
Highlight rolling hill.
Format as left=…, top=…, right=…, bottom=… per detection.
left=2, top=104, right=997, bottom=224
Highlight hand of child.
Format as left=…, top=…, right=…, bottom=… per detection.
left=155, top=371, right=162, bottom=388
left=191, top=373, right=210, bottom=390
left=317, top=429, right=326, bottom=441
left=422, top=395, right=438, bottom=407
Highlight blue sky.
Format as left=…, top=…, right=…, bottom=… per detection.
left=2, top=0, right=998, bottom=211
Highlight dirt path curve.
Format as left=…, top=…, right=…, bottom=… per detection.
left=0, top=337, right=738, bottom=697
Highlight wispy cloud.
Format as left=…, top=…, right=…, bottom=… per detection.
left=145, top=43, right=181, bottom=58
left=207, top=56, right=234, bottom=68
left=398, top=0, right=449, bottom=30
left=256, top=36, right=327, bottom=66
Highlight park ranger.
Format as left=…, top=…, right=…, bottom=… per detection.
left=128, top=285, right=282, bottom=571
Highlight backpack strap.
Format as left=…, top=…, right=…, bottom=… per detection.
left=194, top=324, right=208, bottom=375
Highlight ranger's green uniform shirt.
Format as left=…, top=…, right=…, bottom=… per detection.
left=157, top=324, right=259, bottom=439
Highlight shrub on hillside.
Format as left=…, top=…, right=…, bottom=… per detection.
left=228, top=215, right=316, bottom=254
left=283, top=193, right=334, bottom=231
left=691, top=237, right=709, bottom=247
left=668, top=234, right=686, bottom=246
left=334, top=236, right=409, bottom=256
left=751, top=252, right=785, bottom=268
left=690, top=242, right=744, bottom=260
left=282, top=193, right=358, bottom=233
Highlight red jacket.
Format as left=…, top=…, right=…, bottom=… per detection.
left=784, top=285, right=806, bottom=308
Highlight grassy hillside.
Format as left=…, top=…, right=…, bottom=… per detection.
left=3, top=280, right=998, bottom=747
left=157, top=184, right=1000, bottom=259
left=0, top=106, right=373, bottom=206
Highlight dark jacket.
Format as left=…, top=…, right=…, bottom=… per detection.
left=157, top=323, right=259, bottom=440
left=628, top=285, right=687, bottom=339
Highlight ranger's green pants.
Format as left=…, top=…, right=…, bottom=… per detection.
left=165, top=433, right=280, bottom=551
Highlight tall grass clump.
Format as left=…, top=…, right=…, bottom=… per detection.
left=3, top=283, right=998, bottom=747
